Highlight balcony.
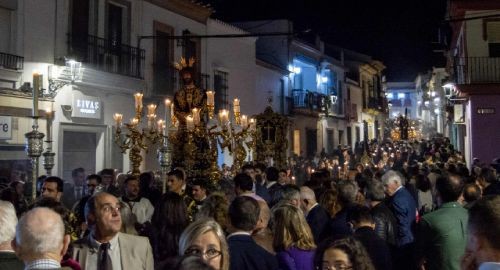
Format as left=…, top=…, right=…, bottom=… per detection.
left=454, top=57, right=500, bottom=84
left=68, top=34, right=145, bottom=78
left=0, top=52, right=24, bottom=71
left=292, top=89, right=327, bottom=115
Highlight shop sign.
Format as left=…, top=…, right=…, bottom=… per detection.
left=0, top=116, right=12, bottom=139
left=72, top=93, right=102, bottom=119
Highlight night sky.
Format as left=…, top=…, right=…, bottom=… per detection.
left=206, top=0, right=448, bottom=81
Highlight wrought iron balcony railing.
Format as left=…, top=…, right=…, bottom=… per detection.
left=0, top=52, right=24, bottom=70
left=292, top=89, right=327, bottom=113
left=68, top=34, right=145, bottom=78
left=454, top=57, right=500, bottom=84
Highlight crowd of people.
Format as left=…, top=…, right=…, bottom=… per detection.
left=0, top=137, right=500, bottom=270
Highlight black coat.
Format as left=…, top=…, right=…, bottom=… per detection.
left=354, top=227, right=393, bottom=270
left=370, top=201, right=397, bottom=247
left=227, top=234, right=278, bottom=270
left=306, top=204, right=330, bottom=245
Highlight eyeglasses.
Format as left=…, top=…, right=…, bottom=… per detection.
left=101, top=205, right=121, bottom=213
left=320, top=263, right=353, bottom=270
left=185, top=248, right=222, bottom=260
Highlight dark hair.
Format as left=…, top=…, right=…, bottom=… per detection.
left=139, top=172, right=154, bottom=188
left=463, top=184, right=481, bottom=203
left=315, top=237, right=375, bottom=270
left=365, top=180, right=385, bottom=201
left=168, top=169, right=185, bottom=181
left=152, top=192, right=188, bottom=261
left=228, top=196, right=260, bottom=231
left=468, top=195, right=500, bottom=250
left=265, top=167, right=279, bottom=182
left=86, top=174, right=102, bottom=183
left=241, top=164, right=255, bottom=172
left=124, top=175, right=139, bottom=185
left=99, top=168, right=114, bottom=176
left=347, top=205, right=374, bottom=224
left=436, top=174, right=464, bottom=203
left=479, top=168, right=497, bottom=184
left=415, top=174, right=431, bottom=192
left=233, top=173, right=253, bottom=192
left=196, top=193, right=229, bottom=230
left=279, top=169, right=287, bottom=174
left=72, top=167, right=85, bottom=177
left=254, top=163, right=267, bottom=173
left=43, top=176, right=64, bottom=192
left=190, top=178, right=208, bottom=190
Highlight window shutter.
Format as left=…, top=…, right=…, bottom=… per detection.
left=487, top=21, right=500, bottom=42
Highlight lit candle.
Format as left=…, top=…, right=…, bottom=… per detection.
left=220, top=109, right=229, bottom=125
left=147, top=104, right=157, bottom=116
left=32, top=72, right=41, bottom=117
left=241, top=115, right=248, bottom=128
left=186, top=115, right=194, bottom=131
left=206, top=91, right=215, bottom=106
left=249, top=118, right=256, bottom=130
left=164, top=98, right=171, bottom=123
left=113, top=113, right=123, bottom=128
left=45, top=109, right=53, bottom=141
left=134, top=93, right=143, bottom=109
left=131, top=118, right=139, bottom=126
left=233, top=98, right=240, bottom=113
left=157, top=119, right=164, bottom=135
left=192, top=108, right=200, bottom=126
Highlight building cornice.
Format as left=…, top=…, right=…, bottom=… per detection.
left=145, top=0, right=212, bottom=24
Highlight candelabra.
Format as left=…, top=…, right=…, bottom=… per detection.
left=42, top=109, right=55, bottom=176
left=113, top=93, right=163, bottom=176
left=25, top=117, right=44, bottom=200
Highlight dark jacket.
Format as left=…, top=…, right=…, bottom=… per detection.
left=370, top=201, right=397, bottom=247
left=227, top=234, right=278, bottom=270
left=387, top=187, right=417, bottom=247
left=328, top=204, right=357, bottom=238
left=306, top=204, right=330, bottom=245
left=276, top=246, right=315, bottom=270
left=0, top=251, right=23, bottom=270
left=255, top=183, right=271, bottom=204
left=354, top=226, right=393, bottom=270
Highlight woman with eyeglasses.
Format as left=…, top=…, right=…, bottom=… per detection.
left=315, top=237, right=375, bottom=270
left=178, top=218, right=229, bottom=270
left=272, top=204, right=316, bottom=270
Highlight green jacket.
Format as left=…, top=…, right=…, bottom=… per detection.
left=416, top=201, right=468, bottom=270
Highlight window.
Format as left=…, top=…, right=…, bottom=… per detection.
left=293, top=129, right=301, bottom=156
left=486, top=21, right=500, bottom=57
left=0, top=7, right=11, bottom=53
left=214, top=70, right=228, bottom=111
left=153, top=22, right=174, bottom=96
left=183, top=31, right=201, bottom=76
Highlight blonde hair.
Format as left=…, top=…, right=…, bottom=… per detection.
left=272, top=204, right=316, bottom=251
left=179, top=218, right=229, bottom=270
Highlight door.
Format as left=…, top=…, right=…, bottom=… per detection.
left=347, top=126, right=352, bottom=146
left=62, top=131, right=96, bottom=183
left=306, top=128, right=317, bottom=158
left=355, top=126, right=361, bottom=143
left=154, top=27, right=173, bottom=96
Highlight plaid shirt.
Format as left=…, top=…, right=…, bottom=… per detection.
left=25, top=259, right=61, bottom=269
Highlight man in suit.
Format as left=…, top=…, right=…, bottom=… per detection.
left=0, top=201, right=23, bottom=270
left=347, top=205, right=392, bottom=270
left=227, top=196, right=278, bottom=270
left=415, top=174, right=468, bottom=270
left=300, top=186, right=330, bottom=244
left=62, top=167, right=86, bottom=209
left=100, top=169, right=121, bottom=197
left=40, top=176, right=64, bottom=203
left=242, top=164, right=271, bottom=203
left=12, top=207, right=71, bottom=270
left=381, top=170, right=417, bottom=269
left=72, top=192, right=154, bottom=270
left=329, top=180, right=359, bottom=238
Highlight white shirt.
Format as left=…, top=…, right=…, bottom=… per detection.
left=479, top=262, right=500, bottom=270
left=87, top=233, right=122, bottom=270
left=120, top=197, right=154, bottom=224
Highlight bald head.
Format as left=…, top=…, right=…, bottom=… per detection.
left=256, top=200, right=271, bottom=230
left=300, top=186, right=317, bottom=213
left=14, top=207, right=69, bottom=262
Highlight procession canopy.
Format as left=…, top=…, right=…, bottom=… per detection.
left=254, top=106, right=289, bottom=169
